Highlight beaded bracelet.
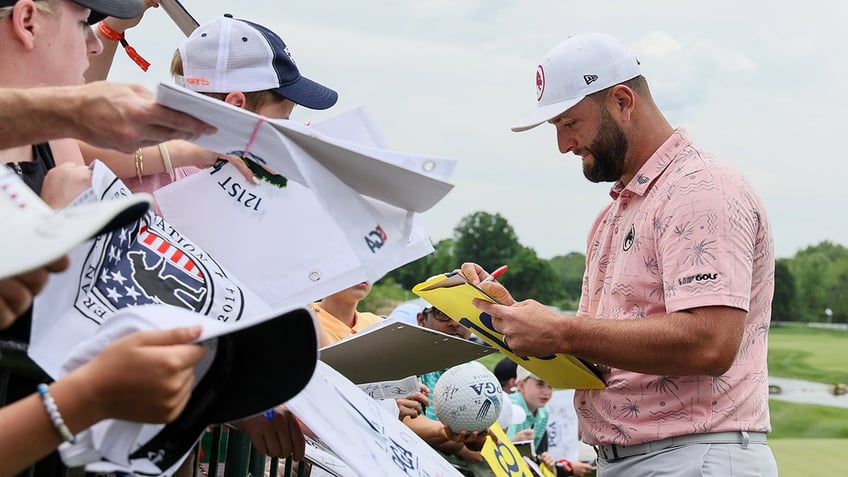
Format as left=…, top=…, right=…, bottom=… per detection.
left=36, top=383, right=76, bottom=444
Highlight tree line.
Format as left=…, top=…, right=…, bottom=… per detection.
left=383, top=211, right=847, bottom=323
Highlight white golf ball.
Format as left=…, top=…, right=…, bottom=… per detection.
left=434, top=361, right=503, bottom=432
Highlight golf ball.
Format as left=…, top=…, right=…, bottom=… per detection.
left=434, top=361, right=503, bottom=432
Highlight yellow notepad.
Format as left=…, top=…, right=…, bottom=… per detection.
left=413, top=273, right=606, bottom=390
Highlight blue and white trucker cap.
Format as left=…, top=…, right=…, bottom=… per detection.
left=176, top=14, right=338, bottom=110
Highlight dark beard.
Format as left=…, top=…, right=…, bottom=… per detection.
left=582, top=107, right=628, bottom=183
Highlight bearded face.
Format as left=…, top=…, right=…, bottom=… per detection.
left=582, top=106, right=629, bottom=183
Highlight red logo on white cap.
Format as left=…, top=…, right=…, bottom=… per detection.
left=536, top=65, right=545, bottom=101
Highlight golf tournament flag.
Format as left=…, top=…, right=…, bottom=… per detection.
left=153, top=91, right=455, bottom=308
left=29, top=161, right=272, bottom=378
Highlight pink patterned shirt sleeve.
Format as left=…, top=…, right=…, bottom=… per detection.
left=575, top=129, right=773, bottom=446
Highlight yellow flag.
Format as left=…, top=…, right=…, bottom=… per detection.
left=481, top=425, right=535, bottom=477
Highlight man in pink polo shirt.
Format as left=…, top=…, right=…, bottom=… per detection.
left=461, top=33, right=777, bottom=476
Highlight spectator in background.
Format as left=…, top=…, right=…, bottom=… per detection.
left=312, top=282, right=384, bottom=343
left=507, top=366, right=596, bottom=476
left=545, top=389, right=595, bottom=477
left=388, top=297, right=429, bottom=326
left=149, top=14, right=338, bottom=469
left=78, top=9, right=333, bottom=196
left=313, top=282, right=430, bottom=421
left=493, top=356, right=518, bottom=394
left=507, top=367, right=552, bottom=453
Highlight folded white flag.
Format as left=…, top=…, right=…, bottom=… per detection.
left=154, top=105, right=447, bottom=308
left=154, top=83, right=455, bottom=212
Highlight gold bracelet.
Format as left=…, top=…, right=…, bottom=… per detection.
left=158, top=142, right=173, bottom=176
left=134, top=148, right=144, bottom=184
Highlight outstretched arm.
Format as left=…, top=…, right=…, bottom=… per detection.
left=231, top=406, right=305, bottom=460
left=0, top=84, right=214, bottom=152
left=0, top=325, right=205, bottom=476
left=78, top=140, right=255, bottom=182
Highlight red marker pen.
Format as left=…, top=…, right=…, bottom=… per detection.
left=482, top=265, right=508, bottom=282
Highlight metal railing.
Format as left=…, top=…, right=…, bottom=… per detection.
left=191, top=426, right=310, bottom=477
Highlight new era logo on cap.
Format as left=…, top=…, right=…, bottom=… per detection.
left=512, top=33, right=641, bottom=132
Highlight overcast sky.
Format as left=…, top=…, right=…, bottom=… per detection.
left=108, top=0, right=847, bottom=260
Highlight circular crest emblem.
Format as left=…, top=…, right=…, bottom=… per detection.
left=535, top=64, right=546, bottom=101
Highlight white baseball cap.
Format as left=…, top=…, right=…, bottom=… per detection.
left=0, top=166, right=151, bottom=279
left=516, top=365, right=540, bottom=382
left=387, top=298, right=429, bottom=325
left=511, top=33, right=641, bottom=132
left=176, top=15, right=338, bottom=110
left=59, top=303, right=319, bottom=474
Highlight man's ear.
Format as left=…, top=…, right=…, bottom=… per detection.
left=11, top=0, right=40, bottom=50
left=608, top=84, right=636, bottom=121
left=416, top=313, right=426, bottom=327
left=224, top=91, right=247, bottom=109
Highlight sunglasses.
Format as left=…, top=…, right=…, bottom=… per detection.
left=423, top=307, right=452, bottom=322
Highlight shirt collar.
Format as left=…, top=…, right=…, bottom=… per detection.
left=609, top=128, right=691, bottom=199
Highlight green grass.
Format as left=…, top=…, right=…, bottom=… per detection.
left=766, top=323, right=848, bottom=470
left=770, top=438, right=848, bottom=476
left=769, top=400, right=848, bottom=438
left=477, top=352, right=505, bottom=372
left=360, top=280, right=417, bottom=316
left=768, top=324, right=848, bottom=384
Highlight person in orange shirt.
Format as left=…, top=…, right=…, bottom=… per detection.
left=312, top=281, right=431, bottom=422
left=312, top=281, right=383, bottom=344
